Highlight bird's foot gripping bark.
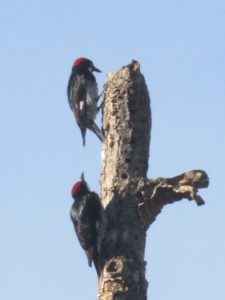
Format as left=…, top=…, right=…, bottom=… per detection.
left=97, top=101, right=104, bottom=112
left=136, top=170, right=209, bottom=227
left=97, top=91, right=104, bottom=112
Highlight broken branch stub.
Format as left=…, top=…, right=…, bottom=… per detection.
left=136, top=170, right=209, bottom=228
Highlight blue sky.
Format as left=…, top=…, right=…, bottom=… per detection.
left=0, top=1, right=224, bottom=299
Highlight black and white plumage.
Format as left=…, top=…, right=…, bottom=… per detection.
left=70, top=173, right=101, bottom=268
left=67, top=57, right=103, bottom=146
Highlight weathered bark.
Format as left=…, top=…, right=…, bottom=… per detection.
left=96, top=61, right=209, bottom=300
left=136, top=170, right=209, bottom=228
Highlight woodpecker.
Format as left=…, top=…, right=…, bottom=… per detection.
left=70, top=173, right=101, bottom=269
left=67, top=57, right=103, bottom=146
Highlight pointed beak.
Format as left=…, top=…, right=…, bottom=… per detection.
left=80, top=172, right=85, bottom=181
left=93, top=65, right=102, bottom=73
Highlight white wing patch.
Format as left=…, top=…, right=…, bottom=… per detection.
left=79, top=101, right=85, bottom=111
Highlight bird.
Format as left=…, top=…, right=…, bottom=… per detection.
left=67, top=57, right=103, bottom=146
left=70, top=173, right=101, bottom=269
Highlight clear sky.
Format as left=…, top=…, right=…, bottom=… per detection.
left=0, top=1, right=224, bottom=299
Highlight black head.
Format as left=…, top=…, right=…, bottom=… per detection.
left=72, top=57, right=101, bottom=73
left=71, top=173, right=90, bottom=199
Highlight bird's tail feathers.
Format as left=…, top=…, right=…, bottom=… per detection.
left=85, top=246, right=100, bottom=276
left=80, top=127, right=86, bottom=146
left=88, top=120, right=104, bottom=142
left=85, top=247, right=94, bottom=267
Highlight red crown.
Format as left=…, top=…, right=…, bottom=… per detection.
left=71, top=181, right=82, bottom=197
left=72, top=57, right=88, bottom=68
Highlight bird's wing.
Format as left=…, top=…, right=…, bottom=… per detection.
left=74, top=223, right=94, bottom=250
left=67, top=75, right=88, bottom=145
left=77, top=97, right=87, bottom=146
left=70, top=204, right=96, bottom=251
left=71, top=220, right=94, bottom=267
left=67, top=76, right=87, bottom=117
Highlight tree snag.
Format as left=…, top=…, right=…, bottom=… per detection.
left=96, top=60, right=209, bottom=300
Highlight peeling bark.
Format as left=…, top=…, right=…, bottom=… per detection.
left=96, top=61, right=209, bottom=300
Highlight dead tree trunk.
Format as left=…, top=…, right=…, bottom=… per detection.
left=97, top=61, right=209, bottom=300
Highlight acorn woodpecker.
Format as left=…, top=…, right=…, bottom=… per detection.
left=67, top=57, right=103, bottom=146
left=70, top=173, right=101, bottom=269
